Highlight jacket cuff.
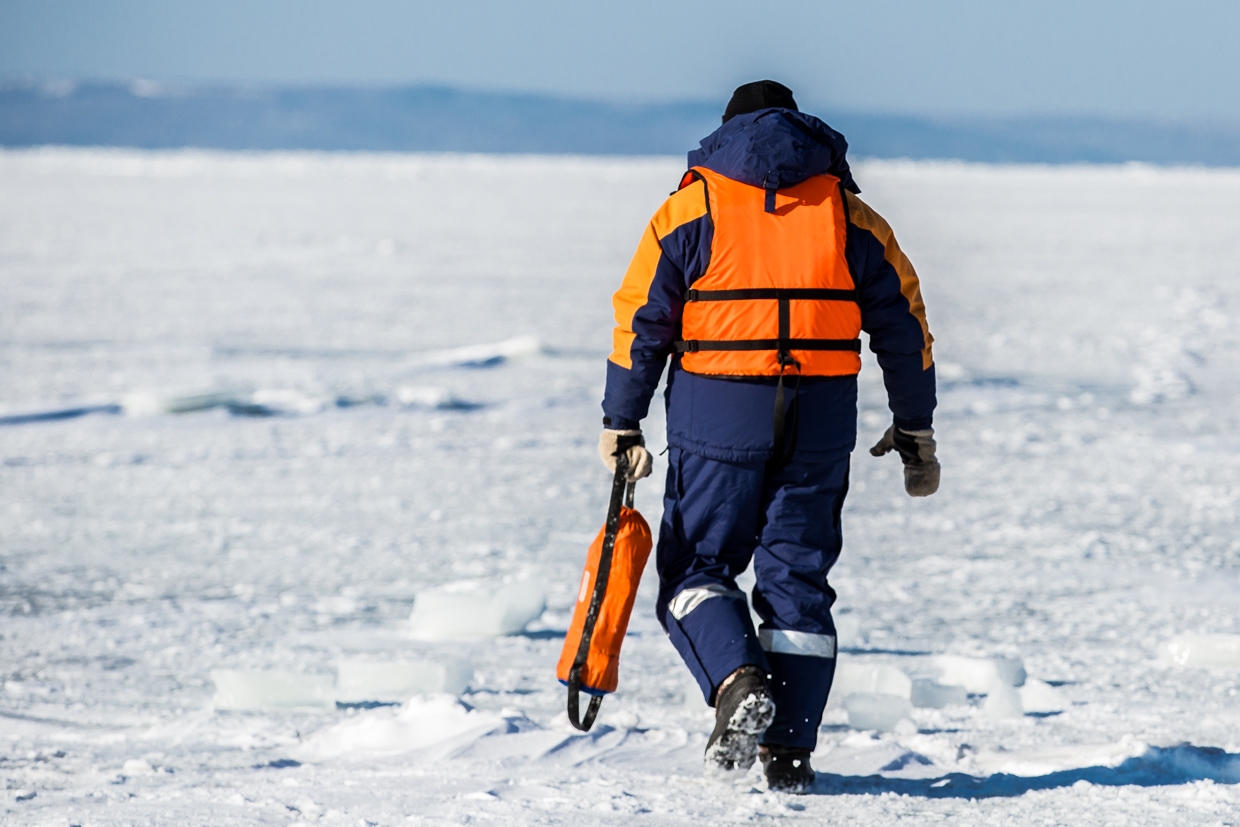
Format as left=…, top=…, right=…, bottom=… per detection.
left=894, top=414, right=933, bottom=432
left=603, top=415, right=641, bottom=431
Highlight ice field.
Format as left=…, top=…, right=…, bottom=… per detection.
left=3, top=148, right=1240, bottom=825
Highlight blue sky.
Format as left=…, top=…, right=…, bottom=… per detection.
left=3, top=0, right=1238, bottom=121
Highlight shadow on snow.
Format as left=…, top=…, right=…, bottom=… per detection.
left=810, top=744, right=1240, bottom=799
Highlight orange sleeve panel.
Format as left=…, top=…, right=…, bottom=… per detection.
left=845, top=191, right=935, bottom=369
left=608, top=180, right=709, bottom=369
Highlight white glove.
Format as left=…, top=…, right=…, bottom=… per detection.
left=597, top=429, right=653, bottom=482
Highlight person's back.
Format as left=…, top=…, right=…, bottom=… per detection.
left=598, top=80, right=940, bottom=793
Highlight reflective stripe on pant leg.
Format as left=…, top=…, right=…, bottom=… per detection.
left=669, top=584, right=748, bottom=621
left=759, top=629, right=837, bottom=658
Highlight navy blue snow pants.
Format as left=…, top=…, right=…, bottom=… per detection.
left=655, top=447, right=847, bottom=751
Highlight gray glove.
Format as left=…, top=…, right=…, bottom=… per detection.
left=870, top=425, right=940, bottom=497
left=597, top=429, right=653, bottom=482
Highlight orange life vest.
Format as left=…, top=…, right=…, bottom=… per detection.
left=675, top=166, right=862, bottom=377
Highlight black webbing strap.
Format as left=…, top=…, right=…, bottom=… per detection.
left=676, top=287, right=861, bottom=354
left=684, top=288, right=857, bottom=302
left=769, top=366, right=804, bottom=471
left=767, top=296, right=802, bottom=470
left=674, top=338, right=860, bottom=353
left=566, top=436, right=639, bottom=732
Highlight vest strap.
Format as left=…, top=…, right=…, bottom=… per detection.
left=684, top=288, right=858, bottom=302
left=674, top=338, right=861, bottom=353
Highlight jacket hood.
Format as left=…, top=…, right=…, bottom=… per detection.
left=688, top=108, right=859, bottom=194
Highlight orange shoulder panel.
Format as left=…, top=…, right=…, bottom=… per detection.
left=845, top=191, right=935, bottom=369
left=608, top=180, right=709, bottom=369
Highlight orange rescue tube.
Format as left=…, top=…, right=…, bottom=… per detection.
left=556, top=446, right=653, bottom=730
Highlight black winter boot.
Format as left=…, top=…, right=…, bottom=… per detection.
left=760, top=744, right=815, bottom=794
left=703, top=666, right=776, bottom=780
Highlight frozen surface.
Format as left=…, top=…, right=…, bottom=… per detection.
left=3, top=148, right=1240, bottom=824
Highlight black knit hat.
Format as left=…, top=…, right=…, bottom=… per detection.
left=722, top=80, right=798, bottom=123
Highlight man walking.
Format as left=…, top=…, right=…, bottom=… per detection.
left=598, top=80, right=939, bottom=793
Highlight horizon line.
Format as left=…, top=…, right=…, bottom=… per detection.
left=5, top=77, right=1240, bottom=130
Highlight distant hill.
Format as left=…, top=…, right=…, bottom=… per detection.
left=2, top=80, right=1238, bottom=166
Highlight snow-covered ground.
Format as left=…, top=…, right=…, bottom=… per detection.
left=2, top=148, right=1240, bottom=825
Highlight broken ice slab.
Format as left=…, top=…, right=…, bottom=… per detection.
left=395, top=386, right=478, bottom=410
left=935, top=655, right=1026, bottom=691
left=981, top=681, right=1024, bottom=720
left=408, top=335, right=542, bottom=369
left=1158, top=634, right=1240, bottom=669
left=0, top=402, right=122, bottom=426
left=408, top=580, right=546, bottom=640
left=843, top=693, right=914, bottom=732
left=211, top=670, right=334, bottom=710
left=335, top=659, right=473, bottom=702
left=243, top=389, right=331, bottom=416
left=910, top=679, right=969, bottom=709
left=833, top=612, right=862, bottom=647
left=121, top=390, right=241, bottom=416
left=1018, top=678, right=1066, bottom=713
left=832, top=662, right=913, bottom=700
left=122, top=388, right=348, bottom=417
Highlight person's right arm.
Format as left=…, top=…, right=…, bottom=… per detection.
left=602, top=177, right=714, bottom=431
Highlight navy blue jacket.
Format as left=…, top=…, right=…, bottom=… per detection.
left=603, top=109, right=936, bottom=463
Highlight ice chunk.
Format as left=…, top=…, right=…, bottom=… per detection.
left=211, top=670, right=334, bottom=710
left=910, top=679, right=969, bottom=709
left=834, top=613, right=862, bottom=647
left=335, top=659, right=472, bottom=701
left=991, top=657, right=1027, bottom=687
left=981, top=681, right=1024, bottom=720
left=314, top=595, right=359, bottom=616
left=935, top=655, right=1026, bottom=691
left=1158, top=634, right=1240, bottom=669
left=300, top=694, right=506, bottom=759
left=411, top=335, right=541, bottom=369
left=122, top=390, right=238, bottom=416
left=396, top=386, right=476, bottom=410
left=244, top=389, right=330, bottom=416
left=844, top=693, right=914, bottom=732
left=832, top=662, right=912, bottom=699
left=408, top=580, right=546, bottom=640
left=1018, top=678, right=1065, bottom=713
left=0, top=402, right=121, bottom=426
